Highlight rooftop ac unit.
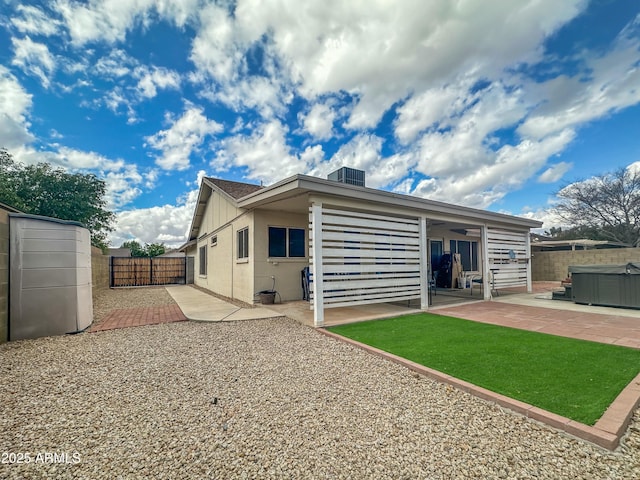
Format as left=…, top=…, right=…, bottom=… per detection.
left=327, top=167, right=365, bottom=187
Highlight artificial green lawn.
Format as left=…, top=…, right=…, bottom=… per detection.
left=328, top=313, right=640, bottom=425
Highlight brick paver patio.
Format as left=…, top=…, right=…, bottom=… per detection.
left=434, top=301, right=640, bottom=349
left=89, top=304, right=187, bottom=332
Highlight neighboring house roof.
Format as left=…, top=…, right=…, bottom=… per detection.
left=158, top=250, right=186, bottom=257
left=177, top=239, right=197, bottom=252
left=187, top=173, right=543, bottom=241
left=531, top=239, right=631, bottom=250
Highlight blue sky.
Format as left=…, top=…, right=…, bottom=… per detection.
left=1, top=0, right=639, bottom=247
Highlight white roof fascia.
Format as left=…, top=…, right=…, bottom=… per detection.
left=237, top=174, right=542, bottom=230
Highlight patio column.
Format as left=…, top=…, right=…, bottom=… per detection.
left=419, top=216, right=429, bottom=310
left=526, top=230, right=533, bottom=293
left=310, top=202, right=324, bottom=327
left=481, top=224, right=491, bottom=300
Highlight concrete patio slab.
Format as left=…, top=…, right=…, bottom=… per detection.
left=265, top=300, right=422, bottom=327
left=165, top=285, right=282, bottom=322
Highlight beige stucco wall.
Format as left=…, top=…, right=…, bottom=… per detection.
left=0, top=208, right=10, bottom=343
left=231, top=216, right=254, bottom=304
left=532, top=247, right=640, bottom=281
left=254, top=209, right=309, bottom=302
left=200, top=190, right=243, bottom=235
left=195, top=225, right=235, bottom=298
left=193, top=190, right=255, bottom=304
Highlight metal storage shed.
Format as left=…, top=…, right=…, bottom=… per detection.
left=9, top=213, right=93, bottom=340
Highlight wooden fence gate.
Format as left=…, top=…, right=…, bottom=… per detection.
left=110, top=257, right=186, bottom=287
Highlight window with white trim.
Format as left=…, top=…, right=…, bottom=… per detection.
left=199, top=245, right=207, bottom=275
left=237, top=227, right=249, bottom=259
left=268, top=227, right=305, bottom=258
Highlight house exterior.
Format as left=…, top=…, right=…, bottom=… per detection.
left=184, top=169, right=542, bottom=326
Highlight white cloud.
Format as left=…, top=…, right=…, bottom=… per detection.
left=56, top=0, right=200, bottom=45
left=110, top=188, right=199, bottom=248
left=412, top=129, right=576, bottom=208
left=91, top=52, right=182, bottom=120
left=134, top=66, right=181, bottom=99
left=517, top=207, right=567, bottom=235
left=104, top=167, right=144, bottom=209
left=53, top=146, right=125, bottom=171
left=146, top=106, right=223, bottom=171
left=94, top=49, right=134, bottom=78
left=11, top=5, right=62, bottom=36
left=11, top=36, right=56, bottom=88
left=415, top=82, right=528, bottom=177
left=213, top=120, right=312, bottom=183
left=394, top=79, right=477, bottom=144
left=190, top=3, right=240, bottom=84
left=518, top=19, right=640, bottom=140
left=299, top=102, right=335, bottom=140
left=627, top=161, right=640, bottom=176
left=0, top=66, right=34, bottom=149
left=225, top=0, right=585, bottom=128
left=538, top=162, right=572, bottom=183
left=54, top=0, right=150, bottom=46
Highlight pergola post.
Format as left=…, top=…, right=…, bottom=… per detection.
left=419, top=216, right=429, bottom=310
left=526, top=231, right=533, bottom=293
left=481, top=224, right=491, bottom=300
left=310, top=202, right=324, bottom=327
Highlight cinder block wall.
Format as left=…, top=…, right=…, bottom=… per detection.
left=91, top=246, right=110, bottom=293
left=0, top=208, right=9, bottom=343
left=532, top=248, right=640, bottom=281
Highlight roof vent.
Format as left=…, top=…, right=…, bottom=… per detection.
left=327, top=167, right=365, bottom=187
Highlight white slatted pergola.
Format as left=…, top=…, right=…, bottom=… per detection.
left=481, top=227, right=532, bottom=297
left=310, top=204, right=429, bottom=326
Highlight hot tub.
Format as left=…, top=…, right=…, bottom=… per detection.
left=569, top=263, right=640, bottom=309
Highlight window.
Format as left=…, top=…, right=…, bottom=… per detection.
left=199, top=245, right=207, bottom=275
left=237, top=227, right=249, bottom=259
left=268, top=227, right=305, bottom=258
left=289, top=228, right=305, bottom=257
left=210, top=235, right=217, bottom=247
left=450, top=240, right=478, bottom=271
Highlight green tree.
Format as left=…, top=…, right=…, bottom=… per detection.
left=554, top=167, right=640, bottom=246
left=0, top=149, right=115, bottom=250
left=121, top=241, right=165, bottom=257
left=121, top=240, right=146, bottom=257
left=144, top=242, right=166, bottom=257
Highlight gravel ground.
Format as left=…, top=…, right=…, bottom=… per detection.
left=1, top=290, right=639, bottom=479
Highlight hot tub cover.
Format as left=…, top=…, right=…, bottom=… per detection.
left=569, top=263, right=640, bottom=275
